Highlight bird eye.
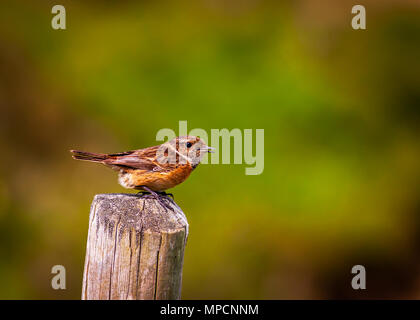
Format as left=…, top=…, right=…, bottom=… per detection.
left=186, top=142, right=192, bottom=148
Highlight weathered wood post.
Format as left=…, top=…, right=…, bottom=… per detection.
left=81, top=193, right=188, bottom=300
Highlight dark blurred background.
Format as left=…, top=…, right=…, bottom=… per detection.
left=0, top=0, right=419, bottom=299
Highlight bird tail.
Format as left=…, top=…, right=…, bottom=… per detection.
left=70, top=150, right=108, bottom=162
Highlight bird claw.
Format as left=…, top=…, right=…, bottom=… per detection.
left=157, top=197, right=173, bottom=212
left=157, top=191, right=174, bottom=200
left=137, top=188, right=173, bottom=212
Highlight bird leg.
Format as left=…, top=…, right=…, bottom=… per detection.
left=138, top=186, right=172, bottom=211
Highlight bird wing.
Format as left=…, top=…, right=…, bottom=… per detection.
left=103, top=146, right=174, bottom=172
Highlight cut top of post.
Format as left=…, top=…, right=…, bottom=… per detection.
left=90, top=193, right=189, bottom=237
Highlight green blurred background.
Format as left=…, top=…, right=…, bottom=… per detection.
left=0, top=0, right=419, bottom=299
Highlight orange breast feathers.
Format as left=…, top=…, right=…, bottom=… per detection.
left=118, top=164, right=194, bottom=191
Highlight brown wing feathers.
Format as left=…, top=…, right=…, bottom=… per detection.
left=70, top=148, right=160, bottom=171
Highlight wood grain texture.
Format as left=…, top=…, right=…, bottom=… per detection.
left=81, top=193, right=188, bottom=300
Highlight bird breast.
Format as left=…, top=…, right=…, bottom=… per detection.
left=118, top=164, right=193, bottom=191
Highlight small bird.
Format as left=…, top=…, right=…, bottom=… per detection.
left=70, top=136, right=214, bottom=208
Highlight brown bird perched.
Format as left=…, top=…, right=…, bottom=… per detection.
left=70, top=136, right=214, bottom=209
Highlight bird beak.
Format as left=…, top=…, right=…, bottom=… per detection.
left=206, top=147, right=215, bottom=153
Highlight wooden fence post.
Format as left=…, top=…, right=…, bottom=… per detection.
left=81, top=193, right=189, bottom=300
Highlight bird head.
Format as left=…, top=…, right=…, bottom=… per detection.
left=157, top=136, right=214, bottom=166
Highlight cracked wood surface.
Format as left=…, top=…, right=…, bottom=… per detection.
left=81, top=193, right=188, bottom=300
